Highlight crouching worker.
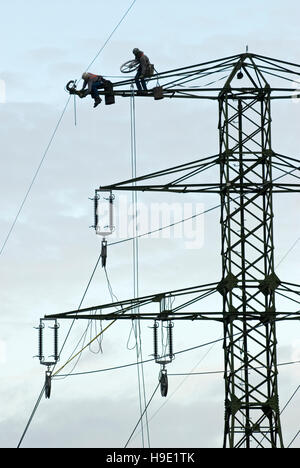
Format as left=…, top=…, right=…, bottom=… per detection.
left=132, top=48, right=153, bottom=94
left=80, top=72, right=106, bottom=108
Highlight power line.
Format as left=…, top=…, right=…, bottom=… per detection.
left=108, top=199, right=223, bottom=247
left=53, top=335, right=226, bottom=378
left=16, top=0, right=139, bottom=447
left=2, top=0, right=140, bottom=259
left=287, top=429, right=300, bottom=448
left=281, top=384, right=300, bottom=414
left=84, top=0, right=138, bottom=72
left=256, top=384, right=300, bottom=448
left=107, top=159, right=300, bottom=249
left=276, top=237, right=300, bottom=268
left=129, top=84, right=150, bottom=448
left=169, top=360, right=300, bottom=377
left=124, top=382, right=160, bottom=449
left=18, top=53, right=300, bottom=448
left=53, top=265, right=123, bottom=382
left=0, top=95, right=71, bottom=257
left=17, top=386, right=45, bottom=449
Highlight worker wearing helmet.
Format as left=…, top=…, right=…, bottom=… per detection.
left=80, top=72, right=105, bottom=108
left=132, top=48, right=150, bottom=94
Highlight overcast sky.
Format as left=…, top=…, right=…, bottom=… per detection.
left=0, top=0, right=300, bottom=449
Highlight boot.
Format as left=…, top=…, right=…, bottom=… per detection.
left=93, top=97, right=102, bottom=108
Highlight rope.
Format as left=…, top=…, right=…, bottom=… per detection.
left=52, top=319, right=118, bottom=377
left=54, top=265, right=122, bottom=380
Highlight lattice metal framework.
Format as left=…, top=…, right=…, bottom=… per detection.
left=218, top=59, right=283, bottom=448
left=46, top=53, right=300, bottom=448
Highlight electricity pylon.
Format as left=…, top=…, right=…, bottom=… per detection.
left=46, top=53, right=300, bottom=448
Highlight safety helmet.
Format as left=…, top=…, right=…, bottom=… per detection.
left=82, top=72, right=89, bottom=80
left=132, top=48, right=141, bottom=56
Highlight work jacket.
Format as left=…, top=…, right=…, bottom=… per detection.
left=82, top=73, right=104, bottom=93
left=138, top=54, right=150, bottom=76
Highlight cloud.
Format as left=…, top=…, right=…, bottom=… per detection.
left=4, top=386, right=224, bottom=448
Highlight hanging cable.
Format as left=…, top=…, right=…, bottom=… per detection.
left=16, top=0, right=140, bottom=447
left=52, top=319, right=118, bottom=377
left=129, top=84, right=150, bottom=448
left=54, top=265, right=122, bottom=381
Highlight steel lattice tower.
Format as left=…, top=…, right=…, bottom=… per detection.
left=218, top=60, right=283, bottom=447
left=45, top=52, right=300, bottom=448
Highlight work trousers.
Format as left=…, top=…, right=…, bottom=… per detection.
left=91, top=80, right=104, bottom=99
left=135, top=68, right=147, bottom=91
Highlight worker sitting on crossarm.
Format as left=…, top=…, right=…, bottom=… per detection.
left=80, top=72, right=106, bottom=108
left=133, top=48, right=151, bottom=94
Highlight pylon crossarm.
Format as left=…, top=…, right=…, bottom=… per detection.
left=104, top=53, right=300, bottom=103
left=250, top=53, right=300, bottom=76
left=99, top=151, right=300, bottom=196
left=113, top=53, right=241, bottom=89
left=45, top=310, right=300, bottom=322
left=44, top=282, right=219, bottom=321
left=100, top=153, right=219, bottom=192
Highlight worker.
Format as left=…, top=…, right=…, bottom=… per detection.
left=132, top=48, right=151, bottom=94
left=80, top=72, right=106, bottom=108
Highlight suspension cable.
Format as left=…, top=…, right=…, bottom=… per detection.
left=16, top=0, right=139, bottom=447
left=124, top=382, right=160, bottom=449
left=130, top=84, right=150, bottom=448
left=0, top=95, right=71, bottom=257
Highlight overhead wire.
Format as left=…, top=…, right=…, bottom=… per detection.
left=169, top=360, right=300, bottom=377
left=129, top=332, right=223, bottom=446
left=17, top=44, right=300, bottom=447
left=2, top=0, right=140, bottom=259
left=17, top=386, right=45, bottom=449
left=52, top=319, right=118, bottom=378
left=74, top=65, right=300, bottom=448
left=54, top=265, right=122, bottom=381
left=256, top=384, right=300, bottom=448
left=287, top=429, right=300, bottom=448
left=124, top=382, right=160, bottom=449
left=129, top=83, right=150, bottom=448
left=84, top=0, right=138, bottom=73
left=16, top=0, right=139, bottom=448
left=54, top=335, right=232, bottom=378
left=51, top=145, right=300, bottom=445
left=0, top=95, right=71, bottom=257
left=280, top=384, right=300, bottom=415
left=49, top=323, right=300, bottom=447
left=108, top=199, right=224, bottom=248
left=123, top=219, right=300, bottom=446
